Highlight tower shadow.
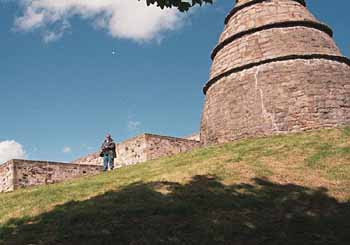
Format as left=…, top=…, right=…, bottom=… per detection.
left=1, top=175, right=349, bottom=244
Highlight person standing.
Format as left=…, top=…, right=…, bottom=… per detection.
left=100, top=134, right=116, bottom=171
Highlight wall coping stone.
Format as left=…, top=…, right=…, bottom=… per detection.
left=120, top=133, right=200, bottom=144
left=11, top=159, right=103, bottom=169
left=143, top=133, right=201, bottom=143
left=0, top=160, right=14, bottom=169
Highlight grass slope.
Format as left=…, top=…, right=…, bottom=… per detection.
left=1, top=128, right=350, bottom=245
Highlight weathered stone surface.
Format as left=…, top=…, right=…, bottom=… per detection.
left=73, top=133, right=201, bottom=168
left=0, top=161, right=15, bottom=192
left=221, top=0, right=314, bottom=42
left=144, top=134, right=200, bottom=161
left=211, top=27, right=340, bottom=79
left=200, top=0, right=350, bottom=145
left=0, top=160, right=102, bottom=192
left=72, top=152, right=101, bottom=166
left=201, top=59, right=350, bottom=144
left=116, top=134, right=149, bottom=167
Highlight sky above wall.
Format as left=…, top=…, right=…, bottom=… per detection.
left=0, top=0, right=349, bottom=163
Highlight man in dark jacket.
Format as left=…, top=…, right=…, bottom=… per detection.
left=101, top=134, right=116, bottom=171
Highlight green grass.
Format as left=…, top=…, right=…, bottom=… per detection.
left=1, top=127, right=350, bottom=244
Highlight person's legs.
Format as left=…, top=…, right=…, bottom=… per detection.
left=103, top=154, right=109, bottom=171
left=108, top=155, right=114, bottom=170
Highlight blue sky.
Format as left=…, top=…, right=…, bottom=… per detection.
left=0, top=0, right=349, bottom=163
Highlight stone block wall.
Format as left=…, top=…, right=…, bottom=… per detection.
left=0, top=160, right=102, bottom=192
left=73, top=133, right=201, bottom=168
left=115, top=134, right=149, bottom=167
left=210, top=27, right=340, bottom=79
left=71, top=135, right=149, bottom=167
left=145, top=134, right=201, bottom=161
left=221, top=0, right=314, bottom=42
left=71, top=152, right=101, bottom=166
left=0, top=161, right=15, bottom=192
left=201, top=59, right=350, bottom=144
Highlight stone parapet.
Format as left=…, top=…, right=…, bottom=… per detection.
left=144, top=134, right=200, bottom=162
left=72, top=152, right=101, bottom=166
left=0, top=160, right=102, bottom=192
left=73, top=133, right=201, bottom=168
left=115, top=134, right=149, bottom=167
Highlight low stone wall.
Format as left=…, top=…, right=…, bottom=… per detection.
left=116, top=134, right=148, bottom=167
left=1, top=135, right=200, bottom=192
left=73, top=133, right=201, bottom=168
left=72, top=152, right=101, bottom=166
left=0, top=161, right=15, bottom=192
left=145, top=134, right=201, bottom=161
left=0, top=160, right=102, bottom=192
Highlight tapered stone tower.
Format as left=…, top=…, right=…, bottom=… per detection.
left=200, top=0, right=350, bottom=145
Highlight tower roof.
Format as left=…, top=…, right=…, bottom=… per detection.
left=204, top=0, right=350, bottom=94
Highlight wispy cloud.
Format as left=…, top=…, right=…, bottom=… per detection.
left=14, top=0, right=186, bottom=43
left=128, top=120, right=142, bottom=133
left=81, top=143, right=94, bottom=151
left=62, top=146, right=72, bottom=153
left=0, top=140, right=26, bottom=164
left=42, top=20, right=70, bottom=43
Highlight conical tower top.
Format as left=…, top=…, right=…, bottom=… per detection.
left=205, top=0, right=342, bottom=93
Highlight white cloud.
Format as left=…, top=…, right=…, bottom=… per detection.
left=62, top=146, right=72, bottom=153
left=14, top=0, right=186, bottom=43
left=0, top=140, right=26, bottom=164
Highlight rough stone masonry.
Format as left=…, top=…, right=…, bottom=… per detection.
left=200, top=0, right=350, bottom=145
left=73, top=133, right=201, bottom=168
left=0, top=160, right=102, bottom=192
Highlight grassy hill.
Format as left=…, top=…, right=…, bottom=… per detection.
left=1, top=128, right=350, bottom=245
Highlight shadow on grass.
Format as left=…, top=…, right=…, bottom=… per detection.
left=1, top=176, right=349, bottom=245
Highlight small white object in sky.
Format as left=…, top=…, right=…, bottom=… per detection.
left=62, top=146, right=72, bottom=153
left=112, top=50, right=117, bottom=55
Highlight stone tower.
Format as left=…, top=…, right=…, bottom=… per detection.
left=200, top=0, right=350, bottom=145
